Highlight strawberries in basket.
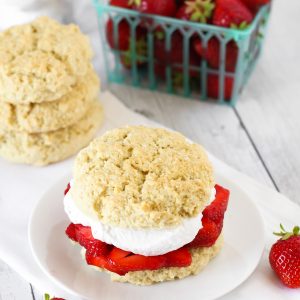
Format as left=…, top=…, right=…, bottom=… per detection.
left=106, top=0, right=270, bottom=99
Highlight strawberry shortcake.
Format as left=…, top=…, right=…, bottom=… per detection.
left=64, top=126, right=229, bottom=285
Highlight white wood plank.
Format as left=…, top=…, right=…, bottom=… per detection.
left=0, top=260, right=33, bottom=300
left=110, top=85, right=274, bottom=188
left=236, top=0, right=300, bottom=204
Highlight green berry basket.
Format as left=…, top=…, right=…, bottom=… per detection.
left=92, top=1, right=271, bottom=106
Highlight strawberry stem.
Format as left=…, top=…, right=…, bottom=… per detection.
left=230, top=21, right=249, bottom=30
left=273, top=224, right=300, bottom=240
left=128, top=0, right=141, bottom=6
left=44, top=294, right=50, bottom=300
left=186, top=0, right=215, bottom=23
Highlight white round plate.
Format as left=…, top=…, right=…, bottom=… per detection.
left=29, top=173, right=265, bottom=300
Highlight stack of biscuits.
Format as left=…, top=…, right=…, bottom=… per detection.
left=0, top=17, right=103, bottom=166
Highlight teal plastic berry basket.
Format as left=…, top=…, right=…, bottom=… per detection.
left=92, top=1, right=271, bottom=106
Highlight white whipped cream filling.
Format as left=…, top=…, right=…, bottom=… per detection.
left=64, top=182, right=216, bottom=256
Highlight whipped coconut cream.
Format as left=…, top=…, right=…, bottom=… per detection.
left=64, top=182, right=216, bottom=256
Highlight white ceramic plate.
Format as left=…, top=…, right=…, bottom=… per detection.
left=29, top=173, right=265, bottom=300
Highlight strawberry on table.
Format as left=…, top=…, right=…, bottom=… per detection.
left=176, top=0, right=215, bottom=23
left=193, top=38, right=238, bottom=72
left=44, top=294, right=65, bottom=300
left=213, top=0, right=253, bottom=29
left=269, top=224, right=300, bottom=289
left=130, top=0, right=177, bottom=17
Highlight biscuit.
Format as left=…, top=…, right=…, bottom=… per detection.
left=0, top=67, right=100, bottom=133
left=86, top=235, right=223, bottom=285
left=72, top=126, right=214, bottom=229
left=0, top=100, right=103, bottom=166
left=0, top=16, right=93, bottom=104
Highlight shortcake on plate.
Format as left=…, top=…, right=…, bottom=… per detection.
left=64, top=126, right=230, bottom=285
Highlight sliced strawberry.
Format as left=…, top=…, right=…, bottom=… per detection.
left=85, top=249, right=108, bottom=269
left=203, top=184, right=230, bottom=224
left=165, top=247, right=192, bottom=267
left=115, top=254, right=167, bottom=273
left=65, top=223, right=107, bottom=251
left=193, top=38, right=238, bottom=72
left=107, top=247, right=131, bottom=261
left=64, top=183, right=71, bottom=196
left=188, top=184, right=229, bottom=247
left=188, top=216, right=221, bottom=247
left=66, top=223, right=93, bottom=248
left=65, top=223, right=76, bottom=242
left=213, top=0, right=253, bottom=29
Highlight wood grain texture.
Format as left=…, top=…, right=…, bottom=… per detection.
left=236, top=0, right=300, bottom=204
left=0, top=260, right=33, bottom=300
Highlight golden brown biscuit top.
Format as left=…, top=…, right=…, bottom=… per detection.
left=0, top=16, right=92, bottom=103
left=72, top=126, right=214, bottom=229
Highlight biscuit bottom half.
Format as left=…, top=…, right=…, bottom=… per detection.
left=81, top=235, right=223, bottom=286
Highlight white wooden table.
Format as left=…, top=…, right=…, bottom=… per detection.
left=1, top=0, right=299, bottom=298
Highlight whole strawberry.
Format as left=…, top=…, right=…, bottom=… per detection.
left=44, top=294, right=65, bottom=300
left=130, top=0, right=177, bottom=17
left=193, top=38, right=238, bottom=72
left=176, top=0, right=215, bottom=23
left=213, top=0, right=253, bottom=29
left=110, top=0, right=133, bottom=9
left=269, top=224, right=300, bottom=289
left=241, top=0, right=270, bottom=13
left=106, top=19, right=147, bottom=68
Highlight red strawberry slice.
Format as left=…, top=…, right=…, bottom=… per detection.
left=188, top=216, right=221, bottom=247
left=165, top=247, right=192, bottom=267
left=207, top=74, right=234, bottom=100
left=110, top=0, right=132, bottom=9
left=188, top=184, right=229, bottom=247
left=175, top=0, right=215, bottom=23
left=213, top=0, right=253, bottom=29
left=64, top=183, right=71, bottom=196
left=115, top=254, right=167, bottom=273
left=66, top=223, right=93, bottom=248
left=130, top=0, right=177, bottom=17
left=203, top=184, right=230, bottom=224
left=66, top=223, right=110, bottom=253
left=108, top=247, right=131, bottom=261
left=86, top=249, right=108, bottom=269
left=193, top=38, right=238, bottom=72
